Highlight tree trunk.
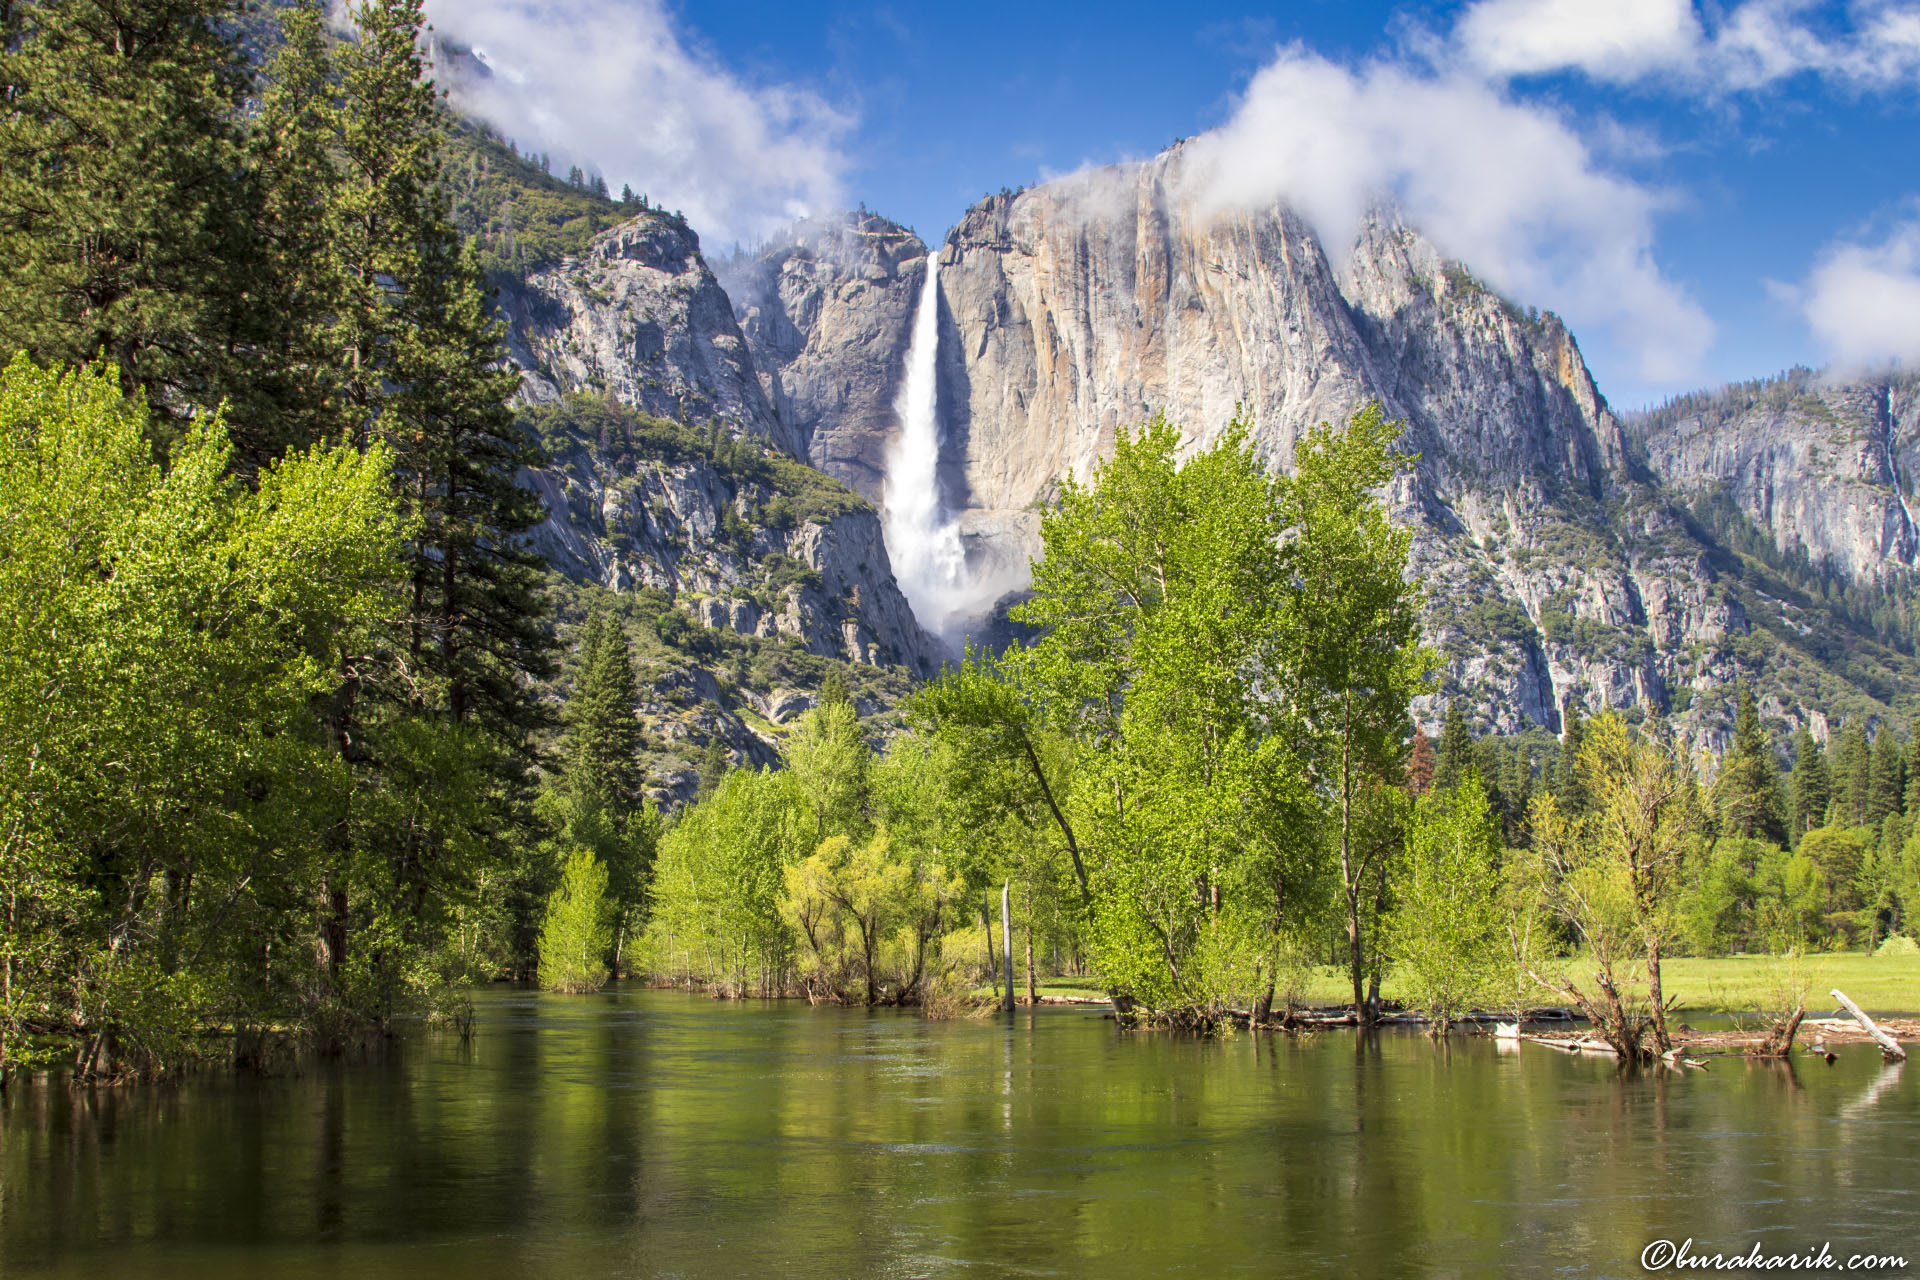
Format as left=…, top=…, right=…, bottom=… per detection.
left=1646, top=938, right=1671, bottom=1054
left=983, top=891, right=998, bottom=1001
left=1002, top=880, right=1014, bottom=1013
left=1833, top=988, right=1908, bottom=1061
left=1024, top=882, right=1036, bottom=1008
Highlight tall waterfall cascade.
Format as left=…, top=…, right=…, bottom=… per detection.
left=882, top=256, right=974, bottom=642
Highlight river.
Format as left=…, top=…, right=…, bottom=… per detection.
left=5, top=987, right=1917, bottom=1277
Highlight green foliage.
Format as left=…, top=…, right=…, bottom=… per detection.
left=1789, top=726, right=1831, bottom=843
left=443, top=123, right=633, bottom=278
left=0, top=0, right=259, bottom=431
left=523, top=392, right=866, bottom=528
left=537, top=850, right=612, bottom=993
left=0, top=356, right=402, bottom=1078
left=1525, top=713, right=1706, bottom=1058
left=0, top=0, right=559, bottom=1074
left=1433, top=704, right=1474, bottom=795
left=782, top=829, right=963, bottom=1005
left=1387, top=773, right=1510, bottom=1030
left=642, top=767, right=798, bottom=996
left=1713, top=684, right=1787, bottom=844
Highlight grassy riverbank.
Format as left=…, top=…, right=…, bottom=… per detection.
left=1000, top=952, right=1920, bottom=1016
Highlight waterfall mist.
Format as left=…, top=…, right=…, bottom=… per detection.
left=882, top=257, right=976, bottom=644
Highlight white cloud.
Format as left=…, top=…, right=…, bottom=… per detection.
left=1186, top=48, right=1714, bottom=384
left=1452, top=0, right=1920, bottom=90
left=1800, top=217, right=1920, bottom=368
left=1457, top=0, right=1703, bottom=82
left=422, top=0, right=853, bottom=246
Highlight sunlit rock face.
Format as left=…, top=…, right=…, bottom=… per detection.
left=503, top=209, right=804, bottom=460
left=716, top=211, right=929, bottom=506
left=728, top=149, right=1920, bottom=745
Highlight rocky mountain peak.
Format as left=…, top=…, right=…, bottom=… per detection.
left=716, top=210, right=931, bottom=504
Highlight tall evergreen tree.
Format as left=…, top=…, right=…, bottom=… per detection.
left=1405, top=730, right=1435, bottom=795
left=1904, top=731, right=1920, bottom=817
left=1833, top=721, right=1872, bottom=827
left=1713, top=684, right=1787, bottom=845
left=1433, top=702, right=1472, bottom=794
left=1867, top=729, right=1907, bottom=827
left=328, top=0, right=554, bottom=737
left=0, top=0, right=261, bottom=427
left=1788, top=725, right=1831, bottom=843
left=562, top=609, right=644, bottom=806
left=1555, top=701, right=1590, bottom=815
left=233, top=0, right=342, bottom=464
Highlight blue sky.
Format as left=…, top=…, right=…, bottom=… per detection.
left=433, top=1, right=1920, bottom=411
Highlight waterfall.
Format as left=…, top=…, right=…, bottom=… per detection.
left=883, top=255, right=971, bottom=641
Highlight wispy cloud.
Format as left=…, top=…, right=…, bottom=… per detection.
left=1186, top=48, right=1713, bottom=384
left=1794, top=212, right=1920, bottom=369
left=1454, top=0, right=1920, bottom=90
left=423, top=0, right=853, bottom=246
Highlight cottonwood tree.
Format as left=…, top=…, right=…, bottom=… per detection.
left=1387, top=771, right=1508, bottom=1034
left=1283, top=403, right=1436, bottom=1026
left=1524, top=713, right=1703, bottom=1060
left=0, top=357, right=402, bottom=1079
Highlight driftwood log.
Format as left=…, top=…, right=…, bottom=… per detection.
left=1831, top=989, right=1908, bottom=1062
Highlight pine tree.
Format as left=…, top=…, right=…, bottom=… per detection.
left=236, top=0, right=344, bottom=465
left=1405, top=730, right=1435, bottom=795
left=1789, top=725, right=1831, bottom=843
left=1904, top=733, right=1920, bottom=818
left=1713, top=684, right=1787, bottom=844
left=1834, top=721, right=1872, bottom=827
left=331, top=0, right=554, bottom=736
left=0, top=0, right=260, bottom=429
left=697, top=738, right=732, bottom=800
left=1868, top=729, right=1907, bottom=826
left=1556, top=701, right=1590, bottom=815
left=1433, top=702, right=1472, bottom=794
left=819, top=667, right=854, bottom=713
left=562, top=609, right=644, bottom=806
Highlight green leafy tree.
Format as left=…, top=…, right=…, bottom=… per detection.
left=1524, top=714, right=1702, bottom=1060
left=785, top=699, right=871, bottom=848
left=1387, top=772, right=1508, bottom=1033
left=642, top=768, right=797, bottom=995
left=538, top=849, right=612, bottom=993
left=1282, top=403, right=1437, bottom=1025
left=0, top=356, right=401, bottom=1078
left=1008, top=413, right=1314, bottom=1021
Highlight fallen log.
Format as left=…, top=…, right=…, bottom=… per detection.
left=1831, top=988, right=1908, bottom=1062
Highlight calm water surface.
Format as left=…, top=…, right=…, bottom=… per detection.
left=4, top=987, right=1918, bottom=1278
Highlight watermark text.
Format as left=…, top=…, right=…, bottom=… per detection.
left=1643, top=1239, right=1908, bottom=1272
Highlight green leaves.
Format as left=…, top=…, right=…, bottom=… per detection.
left=0, top=356, right=402, bottom=1077
left=538, top=849, right=612, bottom=994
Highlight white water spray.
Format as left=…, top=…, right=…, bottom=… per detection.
left=883, top=256, right=972, bottom=642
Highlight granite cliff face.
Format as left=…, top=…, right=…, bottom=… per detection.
left=1626, top=371, right=1920, bottom=584
left=490, top=208, right=943, bottom=800
left=502, top=211, right=803, bottom=458
left=729, top=149, right=1920, bottom=742
left=716, top=213, right=929, bottom=505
